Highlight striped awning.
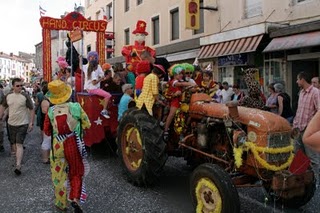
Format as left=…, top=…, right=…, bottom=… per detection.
left=198, top=34, right=263, bottom=59
left=263, top=31, right=320, bottom=52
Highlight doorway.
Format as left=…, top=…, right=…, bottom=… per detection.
left=291, top=59, right=319, bottom=113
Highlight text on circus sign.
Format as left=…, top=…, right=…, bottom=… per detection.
left=40, top=17, right=107, bottom=32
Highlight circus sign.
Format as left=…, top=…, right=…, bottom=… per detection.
left=40, top=12, right=107, bottom=32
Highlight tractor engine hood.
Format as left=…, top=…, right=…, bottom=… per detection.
left=189, top=93, right=291, bottom=133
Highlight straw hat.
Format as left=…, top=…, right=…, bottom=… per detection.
left=46, top=80, right=72, bottom=105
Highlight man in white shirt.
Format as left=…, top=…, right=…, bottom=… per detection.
left=221, top=81, right=234, bottom=104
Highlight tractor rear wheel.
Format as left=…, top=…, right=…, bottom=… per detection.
left=117, top=108, right=167, bottom=186
left=190, top=163, right=240, bottom=213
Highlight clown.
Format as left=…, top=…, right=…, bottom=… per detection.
left=121, top=20, right=156, bottom=73
left=44, top=80, right=91, bottom=212
left=135, top=60, right=151, bottom=98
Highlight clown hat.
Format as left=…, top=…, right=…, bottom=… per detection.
left=87, top=51, right=99, bottom=62
left=132, top=20, right=148, bottom=35
left=102, top=63, right=111, bottom=71
left=169, top=64, right=184, bottom=76
left=153, top=64, right=166, bottom=74
left=58, top=60, right=68, bottom=69
left=56, top=56, right=66, bottom=63
left=46, top=80, right=72, bottom=105
left=136, top=61, right=151, bottom=74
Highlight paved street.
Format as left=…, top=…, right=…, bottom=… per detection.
left=0, top=126, right=320, bottom=213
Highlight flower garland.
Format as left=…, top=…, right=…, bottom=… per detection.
left=233, top=141, right=294, bottom=171
left=195, top=178, right=222, bottom=213
left=174, top=109, right=186, bottom=134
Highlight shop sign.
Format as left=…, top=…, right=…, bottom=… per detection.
left=218, top=54, right=248, bottom=67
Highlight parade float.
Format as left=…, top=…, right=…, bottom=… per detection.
left=40, top=12, right=315, bottom=213
left=40, top=11, right=120, bottom=147
left=117, top=78, right=315, bottom=212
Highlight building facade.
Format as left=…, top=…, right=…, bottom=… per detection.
left=81, top=0, right=320, bottom=110
left=0, top=52, right=35, bottom=83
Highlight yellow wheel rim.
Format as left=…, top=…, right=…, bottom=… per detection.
left=195, top=178, right=222, bottom=213
left=121, top=125, right=143, bottom=172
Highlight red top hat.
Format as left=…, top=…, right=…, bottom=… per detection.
left=132, top=20, right=148, bottom=35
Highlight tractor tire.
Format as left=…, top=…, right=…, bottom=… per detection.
left=264, top=178, right=316, bottom=208
left=117, top=108, right=168, bottom=186
left=190, top=163, right=240, bottom=213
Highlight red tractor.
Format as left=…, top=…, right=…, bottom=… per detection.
left=116, top=92, right=315, bottom=212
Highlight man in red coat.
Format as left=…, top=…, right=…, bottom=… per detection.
left=121, top=20, right=156, bottom=74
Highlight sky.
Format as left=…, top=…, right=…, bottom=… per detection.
left=0, top=0, right=84, bottom=55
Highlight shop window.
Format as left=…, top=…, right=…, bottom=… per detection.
left=244, top=0, right=262, bottom=18
left=263, top=59, right=285, bottom=91
left=170, top=8, right=179, bottom=40
left=193, top=0, right=204, bottom=35
left=152, top=16, right=160, bottom=45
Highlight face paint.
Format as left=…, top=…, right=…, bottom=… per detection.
left=135, top=33, right=146, bottom=43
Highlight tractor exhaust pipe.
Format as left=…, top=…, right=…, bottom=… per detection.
left=226, top=101, right=239, bottom=119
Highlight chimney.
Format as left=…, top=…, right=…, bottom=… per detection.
left=10, top=53, right=13, bottom=57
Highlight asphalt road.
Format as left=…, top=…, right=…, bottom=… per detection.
left=0, top=126, right=319, bottom=213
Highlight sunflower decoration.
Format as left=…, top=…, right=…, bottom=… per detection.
left=174, top=109, right=186, bottom=135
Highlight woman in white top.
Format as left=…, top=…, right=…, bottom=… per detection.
left=83, top=51, right=111, bottom=119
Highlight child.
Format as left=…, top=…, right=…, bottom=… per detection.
left=83, top=51, right=111, bottom=119
left=136, top=64, right=166, bottom=116
left=200, top=70, right=219, bottom=99
left=65, top=66, right=76, bottom=102
left=118, top=84, right=134, bottom=121
left=163, top=64, right=194, bottom=141
left=54, top=58, right=68, bottom=81
left=135, top=60, right=151, bottom=98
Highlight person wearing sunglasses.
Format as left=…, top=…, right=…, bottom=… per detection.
left=0, top=78, right=35, bottom=175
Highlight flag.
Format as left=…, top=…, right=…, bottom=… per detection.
left=39, top=6, right=46, bottom=16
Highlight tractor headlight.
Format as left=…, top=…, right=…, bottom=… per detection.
left=247, top=131, right=257, bottom=142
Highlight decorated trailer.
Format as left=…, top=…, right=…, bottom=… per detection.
left=39, top=11, right=119, bottom=147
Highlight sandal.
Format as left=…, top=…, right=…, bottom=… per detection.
left=71, top=201, right=83, bottom=213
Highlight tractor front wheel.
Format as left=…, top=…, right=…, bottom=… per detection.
left=190, top=163, right=240, bottom=213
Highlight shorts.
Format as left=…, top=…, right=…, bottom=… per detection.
left=8, top=124, right=28, bottom=145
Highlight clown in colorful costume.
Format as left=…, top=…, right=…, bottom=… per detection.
left=136, top=64, right=166, bottom=115
left=135, top=60, right=151, bottom=98
left=43, top=80, right=91, bottom=212
left=121, top=20, right=156, bottom=73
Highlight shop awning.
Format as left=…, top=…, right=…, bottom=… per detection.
left=198, top=34, right=263, bottom=59
left=263, top=31, right=320, bottom=52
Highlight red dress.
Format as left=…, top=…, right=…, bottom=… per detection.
left=166, top=79, right=182, bottom=108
